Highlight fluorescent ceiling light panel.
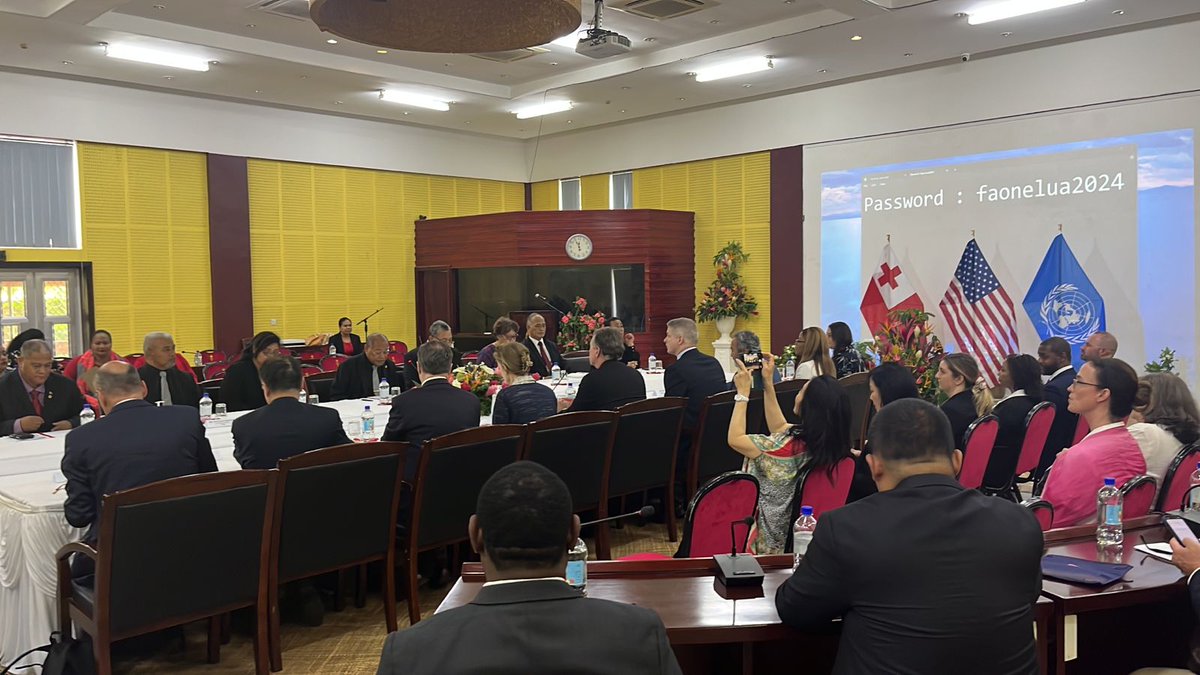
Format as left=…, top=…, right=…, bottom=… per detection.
left=104, top=43, right=210, bottom=72
left=967, top=0, right=1085, bottom=25
left=514, top=100, right=573, bottom=119
left=693, top=57, right=773, bottom=83
left=378, top=90, right=450, bottom=111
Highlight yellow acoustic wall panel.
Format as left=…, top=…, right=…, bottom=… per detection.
left=531, top=180, right=558, bottom=211
left=6, top=143, right=213, bottom=356
left=580, top=174, right=609, bottom=210
left=633, top=152, right=771, bottom=350
left=247, top=160, right=523, bottom=344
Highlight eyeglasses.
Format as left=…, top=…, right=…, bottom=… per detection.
left=1071, top=378, right=1103, bottom=388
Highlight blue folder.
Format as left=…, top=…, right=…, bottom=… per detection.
left=1041, top=554, right=1132, bottom=586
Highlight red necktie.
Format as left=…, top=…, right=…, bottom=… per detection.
left=30, top=389, right=43, bottom=416
left=538, top=341, right=551, bottom=369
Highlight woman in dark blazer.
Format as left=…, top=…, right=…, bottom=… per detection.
left=327, top=317, right=363, bottom=356
left=220, top=332, right=282, bottom=412
left=936, top=353, right=994, bottom=451
left=984, top=354, right=1043, bottom=491
left=851, top=363, right=921, bottom=502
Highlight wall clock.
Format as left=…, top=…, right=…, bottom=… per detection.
left=566, top=233, right=593, bottom=261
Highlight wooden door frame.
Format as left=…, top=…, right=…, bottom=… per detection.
left=0, top=261, right=95, bottom=350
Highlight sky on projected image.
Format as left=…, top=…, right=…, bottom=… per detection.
left=819, top=129, right=1196, bottom=377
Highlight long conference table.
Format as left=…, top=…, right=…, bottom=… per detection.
left=0, top=369, right=670, bottom=664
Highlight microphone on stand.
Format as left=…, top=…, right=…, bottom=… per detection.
left=713, top=516, right=764, bottom=587
left=534, top=292, right=567, bottom=315
left=579, top=506, right=655, bottom=529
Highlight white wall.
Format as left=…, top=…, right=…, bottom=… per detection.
left=0, top=71, right=529, bottom=182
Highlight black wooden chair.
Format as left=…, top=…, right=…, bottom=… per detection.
left=56, top=471, right=277, bottom=675
left=688, top=390, right=763, bottom=498
left=772, top=379, right=806, bottom=427
left=199, top=378, right=223, bottom=405
left=523, top=411, right=619, bottom=558
left=609, top=398, right=686, bottom=541
left=268, top=442, right=405, bottom=671
left=838, top=371, right=871, bottom=448
left=304, top=371, right=336, bottom=402
left=402, top=425, right=526, bottom=624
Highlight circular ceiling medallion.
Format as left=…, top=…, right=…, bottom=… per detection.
left=310, top=0, right=582, bottom=54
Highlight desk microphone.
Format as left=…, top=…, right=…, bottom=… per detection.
left=579, top=506, right=654, bottom=528
left=713, top=516, right=764, bottom=587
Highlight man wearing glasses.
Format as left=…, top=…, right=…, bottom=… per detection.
left=330, top=332, right=405, bottom=401
left=1039, top=358, right=1145, bottom=527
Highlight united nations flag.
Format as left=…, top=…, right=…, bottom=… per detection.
left=1021, top=234, right=1106, bottom=368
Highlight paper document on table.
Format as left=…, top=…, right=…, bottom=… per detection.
left=1134, top=543, right=1173, bottom=563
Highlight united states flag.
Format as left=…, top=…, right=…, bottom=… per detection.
left=938, top=240, right=1019, bottom=386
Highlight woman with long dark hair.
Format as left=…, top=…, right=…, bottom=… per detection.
left=220, top=331, right=282, bottom=411
left=327, top=317, right=363, bottom=355
left=794, top=327, right=836, bottom=380
left=852, top=363, right=922, bottom=501
left=728, top=355, right=852, bottom=554
left=827, top=322, right=865, bottom=378
left=985, top=354, right=1044, bottom=491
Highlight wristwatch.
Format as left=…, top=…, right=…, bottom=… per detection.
left=734, top=394, right=750, bottom=403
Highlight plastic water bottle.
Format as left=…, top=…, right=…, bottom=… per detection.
left=648, top=354, right=658, bottom=371
left=360, top=405, right=376, bottom=439
left=785, top=357, right=796, bottom=380
left=79, top=405, right=95, bottom=425
left=298, top=388, right=307, bottom=404
left=1096, top=477, right=1123, bottom=546
left=198, top=393, right=213, bottom=418
left=550, top=363, right=562, bottom=382
left=793, top=505, right=817, bottom=569
left=377, top=378, right=389, bottom=400
left=329, top=343, right=337, bottom=356
left=566, top=538, right=588, bottom=590
left=564, top=382, right=576, bottom=401
left=1188, top=462, right=1200, bottom=511
left=194, top=351, right=203, bottom=366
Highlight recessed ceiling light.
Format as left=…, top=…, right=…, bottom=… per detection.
left=153, top=3, right=165, bottom=8
left=818, top=68, right=828, bottom=73
left=967, top=0, right=1086, bottom=25
left=709, top=19, right=720, bottom=24
left=742, top=84, right=752, bottom=88
left=620, top=86, right=632, bottom=90
left=254, top=89, right=261, bottom=93
left=549, top=61, right=559, bottom=66
left=643, top=37, right=656, bottom=42
left=619, top=109, right=626, bottom=113
left=903, top=52, right=913, bottom=57
left=61, top=60, right=73, bottom=65
left=326, top=38, right=338, bottom=44
left=1112, top=9, right=1124, bottom=14
left=334, top=100, right=343, bottom=105
left=850, top=35, right=863, bottom=41
left=245, top=23, right=256, bottom=28
left=103, top=43, right=210, bottom=72
left=163, top=75, right=172, bottom=80
left=377, top=49, right=388, bottom=54
left=1001, top=31, right=1013, bottom=36
left=678, top=97, right=686, bottom=101
left=513, top=100, right=573, bottom=119
left=566, top=120, right=572, bottom=124
left=693, top=56, right=773, bottom=83
left=378, top=90, right=451, bottom=111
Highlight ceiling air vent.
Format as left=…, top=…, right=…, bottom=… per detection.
left=619, top=0, right=715, bottom=20
left=249, top=0, right=312, bottom=22
left=471, top=46, right=550, bottom=63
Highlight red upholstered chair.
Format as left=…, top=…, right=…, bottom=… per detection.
left=795, top=456, right=855, bottom=520
left=198, top=350, right=226, bottom=365
left=1155, top=443, right=1200, bottom=512
left=387, top=342, right=408, bottom=366
left=319, top=354, right=348, bottom=372
left=1021, top=498, right=1055, bottom=532
left=1120, top=475, right=1158, bottom=520
left=957, top=415, right=999, bottom=490
left=299, top=364, right=323, bottom=377
left=1009, top=402, right=1056, bottom=501
left=1072, top=415, right=1090, bottom=446
left=673, top=472, right=759, bottom=559
left=204, top=362, right=229, bottom=380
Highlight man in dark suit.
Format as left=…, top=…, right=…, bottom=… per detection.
left=523, top=313, right=562, bottom=378
left=233, top=357, right=350, bottom=470
left=1151, top=535, right=1200, bottom=674
left=662, top=318, right=727, bottom=433
left=61, top=361, right=216, bottom=584
left=0, top=339, right=83, bottom=435
left=1036, top=336, right=1078, bottom=478
left=331, top=332, right=405, bottom=401
left=376, top=461, right=681, bottom=675
left=138, top=331, right=201, bottom=408
left=775, top=399, right=1043, bottom=675
left=382, top=339, right=480, bottom=479
left=404, top=320, right=460, bottom=390
left=561, top=327, right=645, bottom=412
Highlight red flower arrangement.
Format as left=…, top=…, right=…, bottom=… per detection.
left=558, top=296, right=606, bottom=352
left=869, top=308, right=944, bottom=403
left=695, top=241, right=758, bottom=322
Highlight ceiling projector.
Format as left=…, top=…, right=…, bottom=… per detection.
left=575, top=0, right=631, bottom=59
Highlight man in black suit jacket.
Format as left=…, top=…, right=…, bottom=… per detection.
left=382, top=339, right=479, bottom=479
left=138, top=332, right=201, bottom=408
left=376, top=461, right=681, bottom=675
left=776, top=399, right=1043, bottom=675
left=523, top=313, right=562, bottom=378
left=0, top=339, right=83, bottom=435
left=562, top=327, right=645, bottom=412
left=662, top=319, right=728, bottom=433
left=331, top=333, right=405, bottom=401
left=61, top=362, right=216, bottom=583
left=403, top=320, right=460, bottom=390
left=1155, top=535, right=1200, bottom=674
left=233, top=357, right=350, bottom=470
left=1036, top=337, right=1079, bottom=478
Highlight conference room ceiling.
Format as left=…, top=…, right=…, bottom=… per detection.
left=2, top=0, right=1199, bottom=140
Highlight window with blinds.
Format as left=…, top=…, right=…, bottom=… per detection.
left=610, top=171, right=633, bottom=209
left=559, top=177, right=581, bottom=210
left=0, top=136, right=80, bottom=249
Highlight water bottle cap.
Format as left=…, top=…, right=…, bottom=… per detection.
left=800, top=505, right=814, bottom=516
left=83, top=404, right=92, bottom=411
left=1103, top=477, right=1116, bottom=486
left=364, top=405, right=371, bottom=411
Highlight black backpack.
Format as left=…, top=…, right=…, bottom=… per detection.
left=0, top=632, right=93, bottom=675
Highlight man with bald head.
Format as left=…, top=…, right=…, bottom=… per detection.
left=61, top=361, right=216, bottom=583
left=1081, top=331, right=1118, bottom=362
left=0, top=339, right=83, bottom=435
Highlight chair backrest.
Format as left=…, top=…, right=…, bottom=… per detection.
left=523, top=411, right=617, bottom=511
left=609, top=398, right=686, bottom=498
left=676, top=472, right=759, bottom=558
left=1120, top=474, right=1158, bottom=519
left=690, top=390, right=763, bottom=494
left=772, top=379, right=806, bottom=426
left=387, top=341, right=408, bottom=366
left=305, top=371, right=336, bottom=402
left=412, top=426, right=526, bottom=549
left=199, top=378, right=223, bottom=404
left=1021, top=498, right=1055, bottom=532
left=1013, top=402, right=1057, bottom=477
left=198, top=349, right=226, bottom=365
left=794, top=456, right=856, bottom=520
left=300, top=363, right=323, bottom=377
left=204, top=362, right=229, bottom=379
left=838, top=372, right=871, bottom=447
left=1072, top=414, right=1090, bottom=446
left=561, top=355, right=591, bottom=373
left=273, top=442, right=405, bottom=582
left=1155, top=442, right=1200, bottom=512
left=96, top=471, right=275, bottom=637
left=957, top=415, right=999, bottom=490
left=319, top=354, right=348, bottom=371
